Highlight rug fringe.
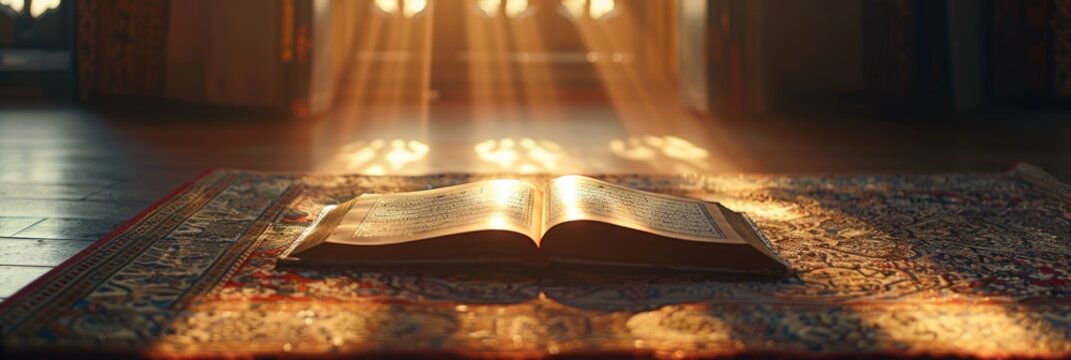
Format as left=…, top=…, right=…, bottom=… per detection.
left=1011, top=162, right=1071, bottom=204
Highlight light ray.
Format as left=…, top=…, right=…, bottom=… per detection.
left=560, top=0, right=585, bottom=19
left=402, top=0, right=427, bottom=18
left=504, top=0, right=530, bottom=18
left=477, top=0, right=499, bottom=17
left=589, top=0, right=615, bottom=20
left=508, top=0, right=564, bottom=122
left=373, top=0, right=398, bottom=15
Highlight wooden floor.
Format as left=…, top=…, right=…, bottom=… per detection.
left=0, top=99, right=1069, bottom=301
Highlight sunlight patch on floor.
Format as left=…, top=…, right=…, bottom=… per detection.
left=319, top=139, right=430, bottom=175
left=474, top=138, right=566, bottom=174
left=608, top=135, right=711, bottom=172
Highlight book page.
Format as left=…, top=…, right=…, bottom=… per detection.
left=543, top=176, right=745, bottom=244
left=324, top=179, right=542, bottom=246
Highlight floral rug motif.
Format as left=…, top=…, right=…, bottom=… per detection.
left=1, top=164, right=1070, bottom=357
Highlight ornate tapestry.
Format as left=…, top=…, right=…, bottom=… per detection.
left=1, top=164, right=1070, bottom=357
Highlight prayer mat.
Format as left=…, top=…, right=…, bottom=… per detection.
left=2, top=164, right=1070, bottom=358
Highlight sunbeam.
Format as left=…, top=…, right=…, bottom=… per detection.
left=313, top=0, right=739, bottom=175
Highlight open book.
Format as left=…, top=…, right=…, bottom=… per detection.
left=280, top=176, right=789, bottom=274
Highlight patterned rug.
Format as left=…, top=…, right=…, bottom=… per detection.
left=2, top=164, right=1070, bottom=358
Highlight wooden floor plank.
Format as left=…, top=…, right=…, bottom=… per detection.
left=0, top=168, right=185, bottom=185
left=85, top=180, right=188, bottom=202
left=0, top=238, right=91, bottom=267
left=0, top=266, right=51, bottom=298
left=0, top=183, right=112, bottom=200
left=0, top=199, right=148, bottom=220
left=0, top=217, right=44, bottom=237
left=11, top=218, right=122, bottom=241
